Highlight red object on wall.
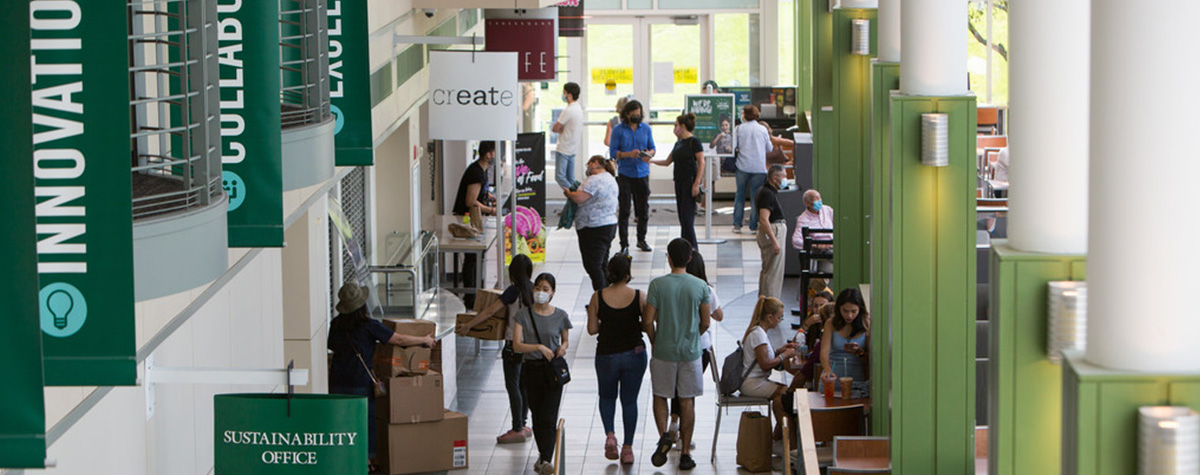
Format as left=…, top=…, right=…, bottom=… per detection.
left=485, top=19, right=556, bottom=81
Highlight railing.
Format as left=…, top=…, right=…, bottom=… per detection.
left=279, top=0, right=330, bottom=128
left=368, top=232, right=440, bottom=321
left=128, top=0, right=222, bottom=221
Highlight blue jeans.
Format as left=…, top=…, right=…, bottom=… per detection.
left=555, top=151, right=576, bottom=189
left=595, top=346, right=648, bottom=446
left=330, top=386, right=376, bottom=458
left=734, top=169, right=767, bottom=231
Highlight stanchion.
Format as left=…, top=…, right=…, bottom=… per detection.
left=696, top=153, right=726, bottom=245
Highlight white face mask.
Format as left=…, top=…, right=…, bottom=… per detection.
left=534, top=291, right=552, bottom=305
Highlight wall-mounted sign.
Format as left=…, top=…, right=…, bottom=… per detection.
left=591, top=68, right=633, bottom=84
left=219, top=0, right=284, bottom=247
left=428, top=51, right=519, bottom=141
left=557, top=0, right=585, bottom=37
left=484, top=12, right=557, bottom=81
left=327, top=0, right=374, bottom=166
left=31, top=1, right=136, bottom=386
left=214, top=394, right=367, bottom=474
left=1, top=1, right=47, bottom=467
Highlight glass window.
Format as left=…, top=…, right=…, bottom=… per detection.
left=778, top=0, right=796, bottom=86
left=659, top=0, right=759, bottom=8
left=967, top=0, right=1009, bottom=105
left=586, top=24, right=635, bottom=157
left=714, top=13, right=751, bottom=87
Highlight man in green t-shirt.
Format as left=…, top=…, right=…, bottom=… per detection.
left=644, top=238, right=711, bottom=470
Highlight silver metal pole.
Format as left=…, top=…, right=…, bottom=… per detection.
left=697, top=152, right=726, bottom=244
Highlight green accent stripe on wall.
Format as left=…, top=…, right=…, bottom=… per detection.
left=370, top=63, right=394, bottom=108
left=396, top=45, right=425, bottom=88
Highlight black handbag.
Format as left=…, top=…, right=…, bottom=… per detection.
left=526, top=308, right=571, bottom=386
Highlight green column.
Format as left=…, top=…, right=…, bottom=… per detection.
left=0, top=1, right=46, bottom=468
left=987, top=243, right=1085, bottom=475
left=887, top=94, right=977, bottom=475
left=1063, top=354, right=1200, bottom=475
left=811, top=0, right=835, bottom=191
left=868, top=60, right=899, bottom=436
left=828, top=9, right=876, bottom=291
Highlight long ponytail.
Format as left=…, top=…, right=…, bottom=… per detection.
left=744, top=296, right=784, bottom=339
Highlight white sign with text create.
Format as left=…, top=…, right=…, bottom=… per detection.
left=429, top=51, right=519, bottom=141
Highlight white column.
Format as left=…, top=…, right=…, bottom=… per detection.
left=1085, top=1, right=1200, bottom=372
left=1006, top=0, right=1089, bottom=254
left=877, top=0, right=900, bottom=63
left=899, top=0, right=967, bottom=95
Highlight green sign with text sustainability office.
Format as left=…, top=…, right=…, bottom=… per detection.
left=219, top=0, right=285, bottom=247
left=1, top=1, right=47, bottom=468
left=328, top=0, right=374, bottom=166
left=30, top=1, right=136, bottom=386
left=214, top=394, right=368, bottom=474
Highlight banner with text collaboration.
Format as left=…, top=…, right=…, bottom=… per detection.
left=219, top=0, right=284, bottom=247
left=31, top=1, right=137, bottom=385
left=1, top=2, right=47, bottom=467
left=327, top=0, right=374, bottom=166
left=214, top=394, right=367, bottom=474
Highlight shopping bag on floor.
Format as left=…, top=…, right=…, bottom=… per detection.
left=736, top=411, right=773, bottom=472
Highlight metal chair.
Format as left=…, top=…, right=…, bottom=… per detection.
left=707, top=347, right=773, bottom=463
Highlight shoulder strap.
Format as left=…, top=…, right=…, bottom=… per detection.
left=525, top=308, right=546, bottom=346
left=344, top=333, right=382, bottom=386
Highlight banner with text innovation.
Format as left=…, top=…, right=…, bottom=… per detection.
left=1, top=2, right=47, bottom=468
left=219, top=0, right=284, bottom=247
left=685, top=94, right=736, bottom=157
left=327, top=0, right=373, bottom=166
left=214, top=394, right=368, bottom=474
left=31, top=1, right=137, bottom=386
left=428, top=51, right=519, bottom=141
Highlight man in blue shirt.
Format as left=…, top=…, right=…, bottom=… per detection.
left=608, top=99, right=656, bottom=254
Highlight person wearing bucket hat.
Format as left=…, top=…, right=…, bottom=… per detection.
left=328, top=282, right=433, bottom=471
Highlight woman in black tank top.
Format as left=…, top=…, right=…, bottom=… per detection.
left=586, top=255, right=648, bottom=464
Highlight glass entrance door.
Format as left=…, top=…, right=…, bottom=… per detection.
left=585, top=17, right=707, bottom=195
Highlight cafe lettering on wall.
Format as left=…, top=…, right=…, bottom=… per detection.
left=484, top=16, right=557, bottom=82
left=214, top=394, right=368, bottom=474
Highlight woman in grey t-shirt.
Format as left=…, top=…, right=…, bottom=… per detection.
left=512, top=273, right=574, bottom=475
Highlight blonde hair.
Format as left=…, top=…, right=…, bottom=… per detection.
left=808, top=278, right=829, bottom=292
left=744, top=296, right=785, bottom=338
left=615, top=96, right=630, bottom=114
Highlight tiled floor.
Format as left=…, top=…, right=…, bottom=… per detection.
left=449, top=224, right=804, bottom=475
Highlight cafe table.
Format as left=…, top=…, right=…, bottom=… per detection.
left=807, top=391, right=872, bottom=414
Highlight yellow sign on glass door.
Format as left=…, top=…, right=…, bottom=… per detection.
left=591, top=68, right=633, bottom=84
left=674, top=68, right=698, bottom=84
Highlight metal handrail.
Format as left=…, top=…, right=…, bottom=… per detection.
left=367, top=232, right=440, bottom=320
left=279, top=0, right=331, bottom=129
left=128, top=0, right=222, bottom=221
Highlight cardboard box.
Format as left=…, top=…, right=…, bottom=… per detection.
left=381, top=318, right=436, bottom=338
left=380, top=411, right=469, bottom=474
left=455, top=312, right=507, bottom=341
left=472, top=288, right=506, bottom=314
left=374, top=344, right=431, bottom=377
left=378, top=371, right=444, bottom=424
left=428, top=339, right=443, bottom=374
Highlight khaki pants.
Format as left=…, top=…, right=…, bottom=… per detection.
left=757, top=221, right=787, bottom=299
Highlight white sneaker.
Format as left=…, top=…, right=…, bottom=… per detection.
left=732, top=226, right=742, bottom=234
left=533, top=460, right=554, bottom=475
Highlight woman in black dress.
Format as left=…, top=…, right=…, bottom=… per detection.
left=651, top=113, right=705, bottom=247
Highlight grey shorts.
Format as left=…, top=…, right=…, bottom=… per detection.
left=650, top=357, right=704, bottom=399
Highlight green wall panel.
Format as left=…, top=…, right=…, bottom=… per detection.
left=868, top=60, right=899, bottom=436
left=796, top=0, right=813, bottom=116
left=987, top=244, right=1085, bottom=475
left=1063, top=355, right=1200, bottom=475
left=888, top=94, right=977, bottom=475
left=810, top=0, right=834, bottom=188
left=829, top=9, right=876, bottom=291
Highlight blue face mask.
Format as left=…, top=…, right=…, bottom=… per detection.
left=562, top=94, right=569, bottom=103
left=812, top=200, right=823, bottom=211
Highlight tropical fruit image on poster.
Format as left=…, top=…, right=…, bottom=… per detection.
left=504, top=206, right=547, bottom=264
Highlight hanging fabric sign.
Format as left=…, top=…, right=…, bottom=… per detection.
left=328, top=0, right=374, bottom=166
left=31, top=0, right=136, bottom=386
left=557, top=1, right=585, bottom=37
left=428, top=51, right=519, bottom=141
left=220, top=0, right=285, bottom=247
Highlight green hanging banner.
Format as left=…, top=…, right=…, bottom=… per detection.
left=1, top=2, right=47, bottom=468
left=31, top=1, right=136, bottom=386
left=328, top=0, right=374, bottom=166
left=219, top=0, right=285, bottom=247
left=214, top=394, right=368, bottom=474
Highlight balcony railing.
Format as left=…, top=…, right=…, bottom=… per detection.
left=280, top=0, right=331, bottom=129
left=128, top=0, right=222, bottom=221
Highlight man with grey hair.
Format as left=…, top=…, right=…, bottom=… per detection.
left=755, top=165, right=788, bottom=299
left=792, top=189, right=834, bottom=252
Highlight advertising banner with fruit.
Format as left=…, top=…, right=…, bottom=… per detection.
left=506, top=133, right=548, bottom=263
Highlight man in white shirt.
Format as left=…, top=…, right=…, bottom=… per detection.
left=552, top=82, right=584, bottom=189
left=791, top=189, right=834, bottom=250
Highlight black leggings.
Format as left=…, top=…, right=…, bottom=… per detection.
left=522, top=360, right=564, bottom=463
left=674, top=179, right=697, bottom=248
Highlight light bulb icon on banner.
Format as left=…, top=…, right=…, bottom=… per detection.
left=47, top=289, right=74, bottom=330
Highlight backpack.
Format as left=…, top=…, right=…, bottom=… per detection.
left=718, top=342, right=755, bottom=396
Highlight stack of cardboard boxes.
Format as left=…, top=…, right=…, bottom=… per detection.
left=374, top=319, right=469, bottom=474
left=455, top=289, right=508, bottom=341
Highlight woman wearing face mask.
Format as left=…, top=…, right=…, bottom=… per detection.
left=564, top=156, right=619, bottom=291
left=608, top=99, right=656, bottom=255
left=512, top=273, right=573, bottom=475
left=819, top=288, right=870, bottom=395
left=740, top=296, right=798, bottom=442
left=650, top=113, right=705, bottom=247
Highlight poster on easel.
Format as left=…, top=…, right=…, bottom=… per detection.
left=506, top=133, right=547, bottom=264
left=686, top=94, right=737, bottom=177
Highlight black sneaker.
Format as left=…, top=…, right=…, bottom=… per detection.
left=651, top=433, right=673, bottom=467
left=679, top=453, right=696, bottom=470
left=618, top=246, right=630, bottom=257
left=637, top=241, right=652, bottom=252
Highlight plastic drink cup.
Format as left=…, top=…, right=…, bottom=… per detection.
left=840, top=377, right=853, bottom=399
left=823, top=373, right=837, bottom=399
